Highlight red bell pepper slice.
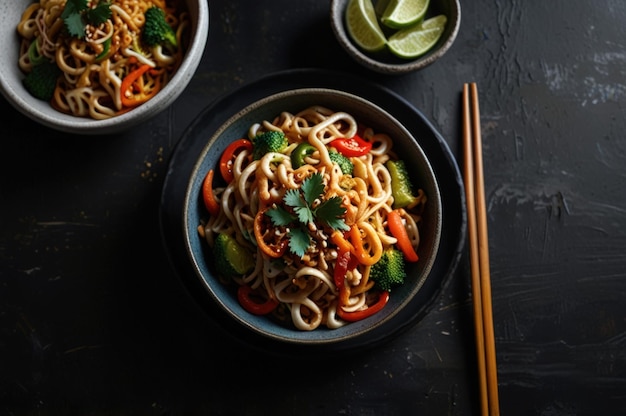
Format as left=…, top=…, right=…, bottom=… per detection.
left=337, top=291, right=390, bottom=322
left=334, top=247, right=353, bottom=307
left=219, top=139, right=253, bottom=183
left=387, top=209, right=419, bottom=262
left=201, top=169, right=220, bottom=216
left=331, top=134, right=372, bottom=157
left=237, top=285, right=278, bottom=315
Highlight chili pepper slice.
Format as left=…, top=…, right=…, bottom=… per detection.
left=219, top=139, right=253, bottom=183
left=237, top=285, right=279, bottom=315
left=290, top=142, right=317, bottom=169
left=387, top=209, right=419, bottom=262
left=253, top=208, right=288, bottom=258
left=201, top=169, right=220, bottom=216
left=337, top=291, right=390, bottom=322
left=331, top=134, right=372, bottom=157
left=120, top=64, right=153, bottom=107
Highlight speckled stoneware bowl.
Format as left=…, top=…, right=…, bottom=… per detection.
left=0, top=0, right=208, bottom=135
left=330, top=0, right=460, bottom=75
left=182, top=88, right=442, bottom=347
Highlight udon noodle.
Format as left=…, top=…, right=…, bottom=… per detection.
left=198, top=106, right=427, bottom=331
left=16, top=0, right=189, bottom=119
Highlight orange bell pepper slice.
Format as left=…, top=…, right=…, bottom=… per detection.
left=387, top=209, right=419, bottom=262
left=201, top=169, right=219, bottom=216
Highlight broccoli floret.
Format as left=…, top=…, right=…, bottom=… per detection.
left=329, top=151, right=354, bottom=175
left=386, top=160, right=418, bottom=209
left=370, top=248, right=407, bottom=292
left=142, top=6, right=177, bottom=49
left=23, top=60, right=61, bottom=101
left=252, top=131, right=288, bottom=160
left=213, top=233, right=255, bottom=279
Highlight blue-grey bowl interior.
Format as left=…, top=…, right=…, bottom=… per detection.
left=182, top=88, right=442, bottom=345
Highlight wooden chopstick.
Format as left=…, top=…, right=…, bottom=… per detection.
left=462, top=83, right=500, bottom=416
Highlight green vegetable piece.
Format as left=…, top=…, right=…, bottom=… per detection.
left=23, top=61, right=61, bottom=101
left=95, top=38, right=111, bottom=62
left=329, top=151, right=354, bottom=175
left=27, top=41, right=47, bottom=66
left=386, top=159, right=417, bottom=208
left=143, top=6, right=177, bottom=48
left=291, top=143, right=316, bottom=168
left=213, top=233, right=255, bottom=279
left=370, top=248, right=407, bottom=292
left=252, top=130, right=288, bottom=160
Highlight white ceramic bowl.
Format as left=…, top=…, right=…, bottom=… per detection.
left=0, top=0, right=209, bottom=135
left=330, top=0, right=461, bottom=75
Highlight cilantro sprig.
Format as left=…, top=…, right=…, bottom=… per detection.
left=62, top=0, right=112, bottom=39
left=266, top=173, right=350, bottom=257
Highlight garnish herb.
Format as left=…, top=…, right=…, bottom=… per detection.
left=266, top=172, right=350, bottom=257
left=62, top=0, right=112, bottom=39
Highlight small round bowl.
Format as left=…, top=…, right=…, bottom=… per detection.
left=0, top=0, right=209, bottom=135
left=182, top=88, right=442, bottom=348
left=330, top=0, right=460, bottom=75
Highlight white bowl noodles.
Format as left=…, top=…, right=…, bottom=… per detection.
left=16, top=0, right=190, bottom=119
left=197, top=105, right=427, bottom=331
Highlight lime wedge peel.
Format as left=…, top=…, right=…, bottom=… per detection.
left=345, top=0, right=387, bottom=52
left=387, top=15, right=447, bottom=59
left=344, top=0, right=448, bottom=61
left=381, top=0, right=430, bottom=29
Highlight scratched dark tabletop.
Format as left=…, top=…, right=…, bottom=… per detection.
left=2, top=1, right=626, bottom=415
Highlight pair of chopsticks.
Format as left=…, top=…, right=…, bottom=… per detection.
left=462, top=83, right=500, bottom=416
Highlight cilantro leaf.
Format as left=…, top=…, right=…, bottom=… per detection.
left=85, top=3, right=112, bottom=26
left=288, top=227, right=311, bottom=258
left=315, top=197, right=350, bottom=231
left=284, top=189, right=304, bottom=209
left=301, top=172, right=324, bottom=206
left=293, top=205, right=314, bottom=225
left=62, top=0, right=111, bottom=39
left=64, top=12, right=86, bottom=38
left=62, top=0, right=87, bottom=18
left=284, top=188, right=313, bottom=224
left=267, top=172, right=349, bottom=258
left=266, top=206, right=295, bottom=226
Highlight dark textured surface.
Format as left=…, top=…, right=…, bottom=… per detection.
left=2, top=0, right=626, bottom=414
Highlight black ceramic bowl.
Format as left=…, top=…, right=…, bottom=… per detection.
left=330, top=0, right=461, bottom=75
left=181, top=88, right=442, bottom=346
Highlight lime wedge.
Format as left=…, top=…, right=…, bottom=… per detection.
left=381, top=0, right=430, bottom=29
left=345, top=0, right=387, bottom=52
left=387, top=14, right=447, bottom=59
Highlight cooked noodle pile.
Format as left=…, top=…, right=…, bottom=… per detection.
left=16, top=0, right=189, bottom=119
left=199, top=106, right=427, bottom=331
